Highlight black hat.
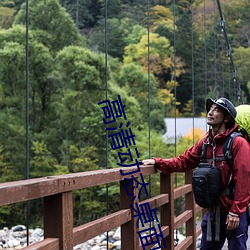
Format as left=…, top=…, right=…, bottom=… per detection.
left=206, top=97, right=237, bottom=119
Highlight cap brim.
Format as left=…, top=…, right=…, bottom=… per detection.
left=206, top=98, right=215, bottom=113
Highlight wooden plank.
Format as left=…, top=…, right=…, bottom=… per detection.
left=57, top=165, right=156, bottom=192
left=22, top=238, right=59, bottom=250
left=138, top=226, right=169, bottom=250
left=174, top=184, right=192, bottom=199
left=44, top=192, right=73, bottom=250
left=174, top=210, right=192, bottom=229
left=73, top=209, right=131, bottom=245
left=139, top=193, right=169, bottom=209
left=196, top=226, right=202, bottom=237
left=0, top=165, right=156, bottom=206
left=0, top=177, right=59, bottom=206
left=195, top=204, right=203, bottom=213
left=175, top=236, right=193, bottom=250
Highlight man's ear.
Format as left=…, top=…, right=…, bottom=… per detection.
left=224, top=114, right=232, bottom=123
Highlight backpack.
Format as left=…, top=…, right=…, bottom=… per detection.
left=192, top=131, right=241, bottom=208
left=235, top=105, right=250, bottom=142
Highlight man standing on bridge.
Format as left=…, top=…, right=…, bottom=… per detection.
left=142, top=97, right=250, bottom=250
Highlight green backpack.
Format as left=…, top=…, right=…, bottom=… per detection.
left=235, top=105, right=250, bottom=142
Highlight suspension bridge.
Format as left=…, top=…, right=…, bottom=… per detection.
left=0, top=0, right=249, bottom=249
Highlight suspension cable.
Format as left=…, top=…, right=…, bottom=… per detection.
left=147, top=0, right=152, bottom=200
left=173, top=1, right=177, bottom=157
left=204, top=0, right=207, bottom=97
left=213, top=0, right=217, bottom=94
left=172, top=0, right=179, bottom=245
left=191, top=0, right=195, bottom=144
left=104, top=0, right=109, bottom=247
left=216, top=0, right=242, bottom=104
left=25, top=0, right=30, bottom=246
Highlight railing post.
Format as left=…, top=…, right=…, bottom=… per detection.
left=120, top=178, right=139, bottom=250
left=160, top=173, right=174, bottom=249
left=44, top=192, right=73, bottom=250
left=185, top=171, right=196, bottom=250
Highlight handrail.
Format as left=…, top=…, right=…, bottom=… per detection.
left=0, top=165, right=203, bottom=249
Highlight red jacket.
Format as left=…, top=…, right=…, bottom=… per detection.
left=154, top=124, right=250, bottom=216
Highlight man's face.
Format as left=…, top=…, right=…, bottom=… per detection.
left=207, top=104, right=226, bottom=127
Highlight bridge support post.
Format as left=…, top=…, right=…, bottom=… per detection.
left=120, top=178, right=139, bottom=250
left=161, top=173, right=174, bottom=249
left=185, top=171, right=197, bottom=250
left=44, top=192, right=73, bottom=250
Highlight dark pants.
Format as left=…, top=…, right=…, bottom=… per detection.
left=200, top=210, right=249, bottom=250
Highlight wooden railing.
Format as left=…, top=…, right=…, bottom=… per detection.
left=0, top=165, right=203, bottom=250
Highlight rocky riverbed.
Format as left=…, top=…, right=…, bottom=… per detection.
left=0, top=225, right=191, bottom=250
left=0, top=225, right=122, bottom=250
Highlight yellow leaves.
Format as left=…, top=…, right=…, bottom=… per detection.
left=200, top=112, right=207, bottom=118
left=166, top=80, right=180, bottom=91
left=184, top=128, right=205, bottom=142
left=176, top=128, right=205, bottom=156
left=158, top=88, right=174, bottom=105
left=124, top=31, right=186, bottom=83
left=124, top=32, right=174, bottom=75
left=182, top=99, right=193, bottom=116
left=149, top=5, right=174, bottom=32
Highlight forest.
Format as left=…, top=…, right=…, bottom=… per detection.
left=0, top=0, right=249, bottom=227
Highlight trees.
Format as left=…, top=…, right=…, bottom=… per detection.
left=14, top=0, right=84, bottom=52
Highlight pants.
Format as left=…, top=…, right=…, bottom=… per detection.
left=200, top=210, right=249, bottom=250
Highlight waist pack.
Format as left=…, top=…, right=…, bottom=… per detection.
left=192, top=163, right=221, bottom=208
left=192, top=131, right=242, bottom=208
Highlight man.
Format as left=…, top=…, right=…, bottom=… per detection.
left=142, top=97, right=250, bottom=250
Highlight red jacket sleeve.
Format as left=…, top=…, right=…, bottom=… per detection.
left=154, top=140, right=203, bottom=174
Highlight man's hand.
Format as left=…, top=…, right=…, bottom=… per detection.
left=141, top=159, right=155, bottom=165
left=226, top=213, right=240, bottom=230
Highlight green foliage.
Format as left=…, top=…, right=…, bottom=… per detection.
left=61, top=0, right=101, bottom=29
left=14, top=0, right=85, bottom=52
left=0, top=112, right=26, bottom=180
left=30, top=141, right=57, bottom=177
left=115, top=63, right=165, bottom=132
left=234, top=46, right=250, bottom=102
left=86, top=17, right=138, bottom=60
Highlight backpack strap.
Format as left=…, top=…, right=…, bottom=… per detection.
left=223, top=131, right=242, bottom=169
left=223, top=132, right=242, bottom=200
left=200, top=142, right=208, bottom=163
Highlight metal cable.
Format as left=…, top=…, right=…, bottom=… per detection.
left=147, top=0, right=152, bottom=202
left=213, top=0, right=217, bottom=94
left=216, top=0, right=242, bottom=103
left=173, top=0, right=179, bottom=245
left=173, top=1, right=177, bottom=158
left=25, top=0, right=30, bottom=245
left=104, top=0, right=109, bottom=247
left=191, top=0, right=195, bottom=145
left=204, top=0, right=207, bottom=97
